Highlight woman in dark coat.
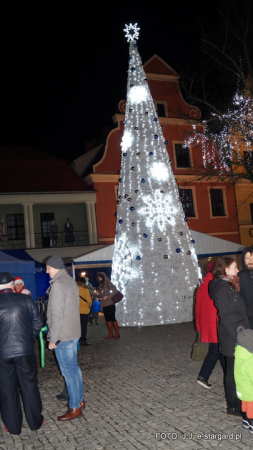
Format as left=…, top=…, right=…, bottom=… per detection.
left=209, top=256, right=250, bottom=417
left=95, top=272, right=120, bottom=339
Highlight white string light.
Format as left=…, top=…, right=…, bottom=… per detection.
left=186, top=85, right=253, bottom=173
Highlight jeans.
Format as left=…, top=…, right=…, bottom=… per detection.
left=92, top=312, right=98, bottom=323
left=199, top=343, right=225, bottom=381
left=55, top=339, right=83, bottom=409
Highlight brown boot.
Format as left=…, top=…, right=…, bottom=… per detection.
left=58, top=407, right=82, bottom=421
left=113, top=321, right=120, bottom=339
left=105, top=321, right=114, bottom=339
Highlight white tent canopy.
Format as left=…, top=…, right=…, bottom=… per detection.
left=73, top=230, right=245, bottom=266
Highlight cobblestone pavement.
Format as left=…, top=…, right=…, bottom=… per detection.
left=0, top=317, right=252, bottom=449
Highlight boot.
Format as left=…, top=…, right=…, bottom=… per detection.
left=56, top=384, right=68, bottom=401
left=105, top=321, right=114, bottom=339
left=113, top=321, right=120, bottom=339
left=58, top=407, right=82, bottom=421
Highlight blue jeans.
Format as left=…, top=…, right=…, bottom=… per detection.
left=55, top=339, right=83, bottom=409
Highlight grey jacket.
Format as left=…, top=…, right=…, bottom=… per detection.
left=47, top=269, right=81, bottom=343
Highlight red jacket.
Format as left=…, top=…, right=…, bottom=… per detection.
left=195, top=272, right=218, bottom=343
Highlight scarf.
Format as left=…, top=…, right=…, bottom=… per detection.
left=14, top=285, right=27, bottom=294
left=220, top=275, right=240, bottom=292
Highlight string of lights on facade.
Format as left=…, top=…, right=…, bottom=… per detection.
left=111, top=24, right=201, bottom=327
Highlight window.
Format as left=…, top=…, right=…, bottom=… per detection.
left=156, top=102, right=166, bottom=117
left=179, top=189, right=195, bottom=217
left=210, top=189, right=226, bottom=216
left=244, top=151, right=253, bottom=170
left=175, top=144, right=191, bottom=168
left=7, top=214, right=25, bottom=240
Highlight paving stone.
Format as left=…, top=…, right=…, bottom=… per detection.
left=1, top=319, right=253, bottom=449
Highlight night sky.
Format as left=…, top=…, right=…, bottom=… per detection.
left=0, top=0, right=223, bottom=161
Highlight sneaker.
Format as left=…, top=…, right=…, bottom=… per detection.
left=243, top=419, right=250, bottom=429
left=249, top=424, right=253, bottom=434
left=197, top=376, right=212, bottom=389
left=242, top=411, right=249, bottom=428
left=227, top=408, right=241, bottom=418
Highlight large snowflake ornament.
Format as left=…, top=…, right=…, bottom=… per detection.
left=149, top=162, right=169, bottom=181
left=121, top=130, right=133, bottom=151
left=112, top=234, right=140, bottom=294
left=123, top=23, right=140, bottom=42
left=138, top=189, right=180, bottom=232
left=128, top=86, right=148, bottom=104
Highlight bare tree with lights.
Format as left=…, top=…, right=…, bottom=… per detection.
left=181, top=0, right=253, bottom=183
left=111, top=24, right=201, bottom=327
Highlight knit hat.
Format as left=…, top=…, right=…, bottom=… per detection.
left=14, top=277, right=24, bottom=286
left=46, top=256, right=64, bottom=270
left=0, top=272, right=15, bottom=285
left=237, top=326, right=253, bottom=353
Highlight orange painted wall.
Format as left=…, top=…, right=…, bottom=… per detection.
left=94, top=181, right=118, bottom=242
left=94, top=125, right=123, bottom=174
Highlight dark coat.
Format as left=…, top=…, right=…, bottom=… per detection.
left=49, top=223, right=58, bottom=238
left=238, top=247, right=253, bottom=328
left=64, top=222, right=75, bottom=243
left=209, top=277, right=250, bottom=356
left=0, top=289, right=43, bottom=360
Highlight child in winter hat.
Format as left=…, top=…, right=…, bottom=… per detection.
left=234, top=326, right=253, bottom=433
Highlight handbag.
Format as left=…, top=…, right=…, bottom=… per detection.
left=191, top=332, right=206, bottom=361
left=112, top=291, right=124, bottom=304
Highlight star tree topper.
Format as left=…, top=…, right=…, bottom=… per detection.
left=123, top=23, right=140, bottom=42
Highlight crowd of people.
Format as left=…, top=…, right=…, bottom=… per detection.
left=1, top=249, right=253, bottom=435
left=0, top=257, right=121, bottom=434
left=196, top=248, right=253, bottom=435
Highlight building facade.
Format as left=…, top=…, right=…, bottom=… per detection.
left=80, top=55, right=240, bottom=245
left=0, top=147, right=101, bottom=262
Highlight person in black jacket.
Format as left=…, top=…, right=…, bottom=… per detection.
left=209, top=256, right=250, bottom=418
left=238, top=247, right=253, bottom=328
left=0, top=272, right=44, bottom=435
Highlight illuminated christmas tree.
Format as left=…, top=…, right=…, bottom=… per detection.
left=111, top=24, right=201, bottom=327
